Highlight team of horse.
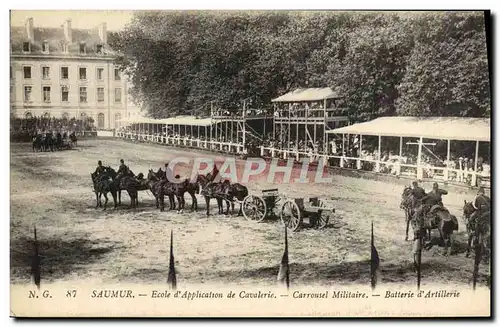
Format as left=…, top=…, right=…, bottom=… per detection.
left=400, top=185, right=490, bottom=262
left=32, top=132, right=78, bottom=152
left=91, top=165, right=249, bottom=216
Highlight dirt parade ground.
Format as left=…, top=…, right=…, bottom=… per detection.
left=10, top=138, right=490, bottom=288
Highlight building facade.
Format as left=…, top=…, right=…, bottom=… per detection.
left=10, top=17, right=141, bottom=130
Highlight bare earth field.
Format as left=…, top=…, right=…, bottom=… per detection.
left=10, top=139, right=490, bottom=288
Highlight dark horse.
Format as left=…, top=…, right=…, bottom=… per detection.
left=463, top=201, right=491, bottom=259
left=201, top=179, right=249, bottom=216
left=146, top=169, right=176, bottom=212
left=32, top=133, right=43, bottom=152
left=400, top=186, right=416, bottom=241
left=105, top=167, right=140, bottom=209
left=90, top=169, right=118, bottom=210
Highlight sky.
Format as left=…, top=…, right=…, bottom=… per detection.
left=10, top=10, right=134, bottom=31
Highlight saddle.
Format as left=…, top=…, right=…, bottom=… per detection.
left=428, top=204, right=448, bottom=215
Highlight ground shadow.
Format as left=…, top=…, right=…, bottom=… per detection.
left=10, top=236, right=121, bottom=283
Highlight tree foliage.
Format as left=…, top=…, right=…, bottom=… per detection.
left=109, top=11, right=490, bottom=119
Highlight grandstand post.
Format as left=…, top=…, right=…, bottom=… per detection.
left=376, top=135, right=381, bottom=172
left=417, top=136, right=423, bottom=180
left=473, top=140, right=479, bottom=186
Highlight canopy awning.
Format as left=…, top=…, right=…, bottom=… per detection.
left=119, top=115, right=213, bottom=127
left=271, top=87, right=341, bottom=103
left=157, top=116, right=213, bottom=127
left=326, top=116, right=490, bottom=142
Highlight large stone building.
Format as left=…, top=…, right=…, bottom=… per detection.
left=10, top=17, right=141, bottom=130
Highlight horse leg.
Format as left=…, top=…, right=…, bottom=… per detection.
left=172, top=195, right=177, bottom=211
left=190, top=191, right=197, bottom=211
left=103, top=193, right=109, bottom=211
left=118, top=190, right=122, bottom=205
left=225, top=199, right=230, bottom=215
left=111, top=190, right=118, bottom=209
left=466, top=232, right=473, bottom=257
left=95, top=191, right=100, bottom=208
left=205, top=196, right=210, bottom=216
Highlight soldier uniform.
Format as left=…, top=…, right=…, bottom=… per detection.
left=469, top=187, right=491, bottom=227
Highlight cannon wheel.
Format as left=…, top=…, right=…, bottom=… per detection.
left=280, top=200, right=302, bottom=232
left=316, top=210, right=330, bottom=229
left=242, top=195, right=267, bottom=222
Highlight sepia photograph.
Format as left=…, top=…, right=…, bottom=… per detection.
left=8, top=8, right=492, bottom=317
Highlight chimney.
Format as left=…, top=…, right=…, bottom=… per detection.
left=25, top=17, right=34, bottom=42
left=98, top=22, right=107, bottom=44
left=63, top=19, right=72, bottom=43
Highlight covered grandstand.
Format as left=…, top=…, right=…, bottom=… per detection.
left=325, top=116, right=491, bottom=187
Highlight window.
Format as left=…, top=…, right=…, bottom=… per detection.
left=114, top=88, right=122, bottom=103
left=61, top=42, right=68, bottom=53
left=23, top=66, right=31, bottom=79
left=61, top=86, right=69, bottom=102
left=97, top=87, right=105, bottom=102
left=42, top=66, right=50, bottom=79
left=79, top=43, right=86, bottom=54
left=23, top=42, right=30, bottom=52
left=96, top=44, right=103, bottom=54
left=79, top=87, right=87, bottom=103
left=79, top=67, right=87, bottom=80
left=114, top=68, right=121, bottom=81
left=97, top=113, right=105, bottom=128
left=24, top=86, right=32, bottom=102
left=61, top=67, right=69, bottom=79
left=25, top=112, right=33, bottom=119
left=42, top=41, right=49, bottom=53
left=96, top=68, right=104, bottom=80
left=43, top=86, right=51, bottom=103
left=114, top=113, right=121, bottom=128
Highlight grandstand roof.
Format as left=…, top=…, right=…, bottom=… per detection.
left=326, top=116, right=490, bottom=142
left=158, top=116, right=213, bottom=127
left=271, top=87, right=341, bottom=103
left=118, top=115, right=213, bottom=126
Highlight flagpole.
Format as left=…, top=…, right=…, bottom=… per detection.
left=32, top=226, right=41, bottom=289
left=167, top=229, right=177, bottom=290
left=370, top=221, right=379, bottom=290
left=416, top=231, right=422, bottom=291
left=277, top=226, right=290, bottom=290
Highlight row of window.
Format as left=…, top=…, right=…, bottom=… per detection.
left=24, top=112, right=122, bottom=129
left=13, top=65, right=121, bottom=81
left=20, top=85, right=122, bottom=104
left=21, top=41, right=104, bottom=55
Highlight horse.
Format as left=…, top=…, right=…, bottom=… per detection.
left=146, top=169, right=176, bottom=212
left=400, top=185, right=416, bottom=241
left=90, top=171, right=118, bottom=210
left=105, top=167, right=140, bottom=209
left=69, top=132, right=78, bottom=147
left=32, top=134, right=43, bottom=152
left=412, top=204, right=459, bottom=256
left=463, top=200, right=491, bottom=259
left=202, top=179, right=248, bottom=216
left=44, top=132, right=54, bottom=152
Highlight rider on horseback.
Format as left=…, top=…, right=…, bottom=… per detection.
left=414, top=182, right=447, bottom=222
left=94, top=160, right=106, bottom=176
left=410, top=181, right=426, bottom=209
left=469, top=187, right=491, bottom=226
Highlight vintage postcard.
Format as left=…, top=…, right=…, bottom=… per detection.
left=9, top=9, right=491, bottom=318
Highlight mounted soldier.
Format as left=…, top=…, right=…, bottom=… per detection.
left=93, top=160, right=107, bottom=182
left=469, top=187, right=491, bottom=227
left=410, top=181, right=426, bottom=210
left=414, top=182, right=448, bottom=222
